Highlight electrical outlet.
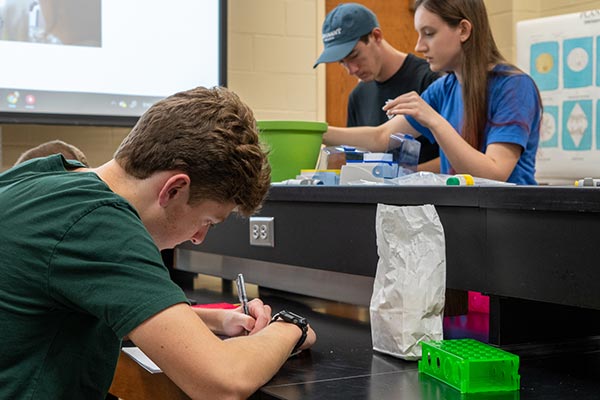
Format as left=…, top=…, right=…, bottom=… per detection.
left=249, top=217, right=274, bottom=247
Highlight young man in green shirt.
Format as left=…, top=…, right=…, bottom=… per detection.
left=0, top=86, right=316, bottom=399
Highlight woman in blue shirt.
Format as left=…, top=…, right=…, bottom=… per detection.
left=324, top=0, right=541, bottom=185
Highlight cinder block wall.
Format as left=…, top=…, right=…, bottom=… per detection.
left=0, top=0, right=595, bottom=169
left=228, top=0, right=324, bottom=121
left=486, top=0, right=599, bottom=63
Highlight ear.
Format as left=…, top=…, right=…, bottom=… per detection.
left=158, top=173, right=191, bottom=208
left=458, top=19, right=472, bottom=43
left=371, top=27, right=384, bottom=44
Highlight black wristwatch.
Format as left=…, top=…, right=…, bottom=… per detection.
left=270, top=310, right=308, bottom=354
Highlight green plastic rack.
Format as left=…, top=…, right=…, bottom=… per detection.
left=418, top=339, right=520, bottom=393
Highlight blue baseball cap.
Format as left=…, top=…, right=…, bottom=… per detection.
left=313, top=3, right=379, bottom=68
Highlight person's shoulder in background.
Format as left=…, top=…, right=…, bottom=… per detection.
left=14, top=140, right=89, bottom=167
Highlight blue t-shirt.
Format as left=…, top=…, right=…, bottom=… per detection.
left=406, top=66, right=540, bottom=185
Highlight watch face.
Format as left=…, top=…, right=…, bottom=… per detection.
left=277, top=310, right=307, bottom=326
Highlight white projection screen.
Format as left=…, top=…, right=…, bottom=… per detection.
left=0, top=0, right=226, bottom=126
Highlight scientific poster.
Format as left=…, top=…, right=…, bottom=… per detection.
left=517, top=10, right=600, bottom=181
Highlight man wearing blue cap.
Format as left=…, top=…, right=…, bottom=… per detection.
left=314, top=2, right=440, bottom=168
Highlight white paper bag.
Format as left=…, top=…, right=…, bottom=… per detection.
left=370, top=204, right=446, bottom=360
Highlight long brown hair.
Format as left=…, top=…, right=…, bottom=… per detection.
left=415, top=0, right=508, bottom=151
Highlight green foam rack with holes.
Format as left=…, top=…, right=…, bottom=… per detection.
left=418, top=339, right=520, bottom=393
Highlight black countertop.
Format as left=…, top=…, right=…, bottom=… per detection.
left=265, top=185, right=600, bottom=212
left=184, top=287, right=600, bottom=400
left=179, top=185, right=600, bottom=311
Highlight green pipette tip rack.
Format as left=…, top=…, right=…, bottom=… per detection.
left=418, top=339, right=520, bottom=394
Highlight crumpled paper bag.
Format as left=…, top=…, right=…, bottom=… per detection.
left=370, top=204, right=446, bottom=360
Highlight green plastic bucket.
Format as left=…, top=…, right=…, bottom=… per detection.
left=258, top=120, right=328, bottom=183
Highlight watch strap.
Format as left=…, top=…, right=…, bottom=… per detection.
left=270, top=310, right=308, bottom=354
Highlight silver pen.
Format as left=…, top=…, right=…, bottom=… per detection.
left=236, top=273, right=249, bottom=315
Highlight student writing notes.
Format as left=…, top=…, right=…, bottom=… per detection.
left=0, top=86, right=316, bottom=400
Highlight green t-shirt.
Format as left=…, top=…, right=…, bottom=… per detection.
left=0, top=155, right=188, bottom=399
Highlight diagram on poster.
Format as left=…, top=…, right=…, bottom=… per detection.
left=531, top=42, right=559, bottom=91
left=517, top=10, right=600, bottom=181
left=540, top=105, right=559, bottom=148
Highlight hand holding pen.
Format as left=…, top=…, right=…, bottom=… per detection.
left=236, top=273, right=250, bottom=315
left=230, top=273, right=272, bottom=335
